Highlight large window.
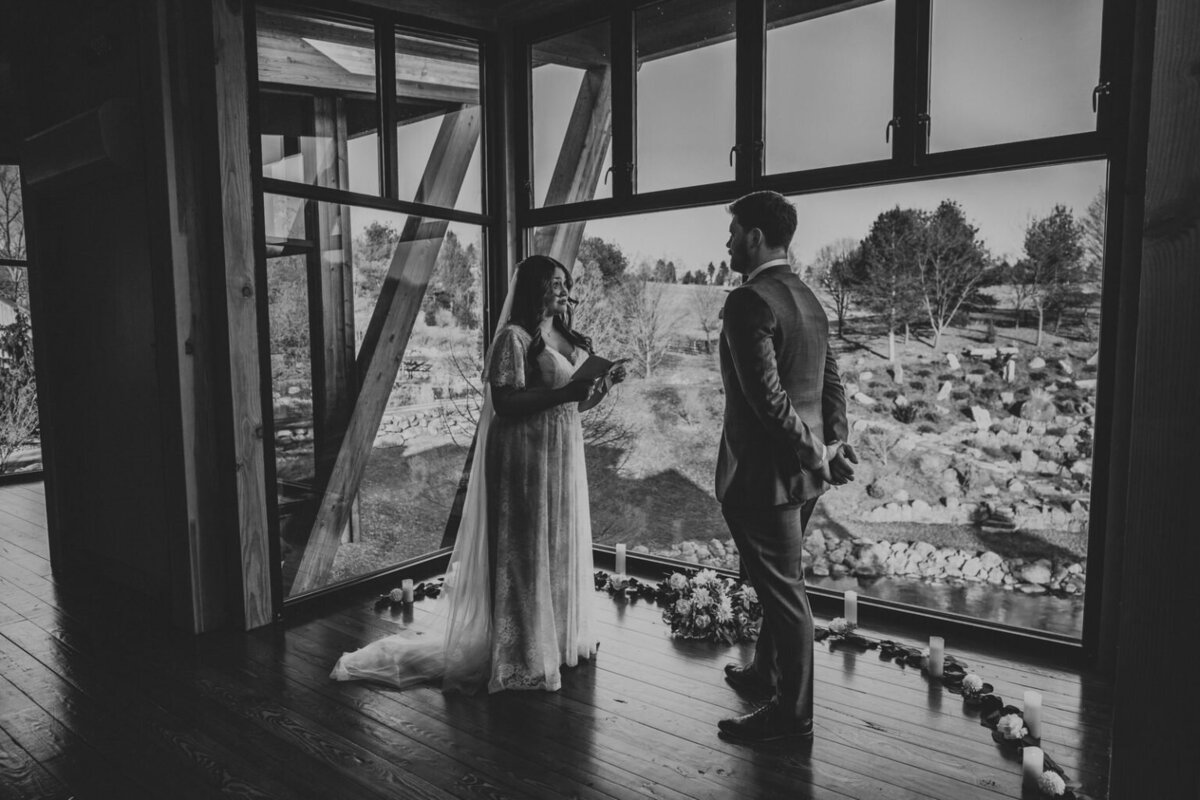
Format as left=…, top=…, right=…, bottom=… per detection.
left=520, top=0, right=1122, bottom=642
left=255, top=9, right=490, bottom=599
left=0, top=164, right=39, bottom=479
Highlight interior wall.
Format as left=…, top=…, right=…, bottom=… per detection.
left=1108, top=0, right=1200, bottom=794
left=13, top=0, right=186, bottom=611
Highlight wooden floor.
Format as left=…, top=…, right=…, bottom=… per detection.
left=0, top=482, right=1112, bottom=800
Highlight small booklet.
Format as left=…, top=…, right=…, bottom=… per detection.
left=571, top=355, right=628, bottom=411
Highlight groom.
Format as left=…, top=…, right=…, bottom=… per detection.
left=715, top=190, right=855, bottom=743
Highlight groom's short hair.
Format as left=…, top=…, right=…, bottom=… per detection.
left=729, top=191, right=797, bottom=250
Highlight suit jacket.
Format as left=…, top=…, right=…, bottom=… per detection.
left=715, top=265, right=848, bottom=508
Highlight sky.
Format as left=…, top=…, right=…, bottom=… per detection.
left=271, top=0, right=1105, bottom=271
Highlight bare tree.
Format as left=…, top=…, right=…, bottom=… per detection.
left=0, top=166, right=28, bottom=311
left=617, top=277, right=681, bottom=380
left=690, top=285, right=724, bottom=354
left=809, top=238, right=858, bottom=337
left=1019, top=205, right=1086, bottom=347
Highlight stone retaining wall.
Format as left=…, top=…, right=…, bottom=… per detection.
left=635, top=530, right=1087, bottom=597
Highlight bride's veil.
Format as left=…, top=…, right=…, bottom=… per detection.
left=330, top=270, right=520, bottom=693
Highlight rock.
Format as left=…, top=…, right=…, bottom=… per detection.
left=287, top=385, right=301, bottom=395
left=1008, top=480, right=1026, bottom=494
left=1000, top=391, right=1015, bottom=405
left=1029, top=357, right=1046, bottom=369
left=971, top=406, right=992, bottom=430
left=632, top=544, right=650, bottom=554
left=1020, top=561, right=1053, bottom=585
left=1075, top=378, right=1097, bottom=390
left=894, top=394, right=910, bottom=408
left=1004, top=359, right=1017, bottom=383
left=962, top=557, right=983, bottom=578
left=859, top=371, right=874, bottom=383
left=1087, top=350, right=1099, bottom=366
left=893, top=489, right=910, bottom=503
left=804, top=530, right=826, bottom=556
left=980, top=551, right=1004, bottom=570
left=937, top=381, right=953, bottom=401
left=830, top=563, right=849, bottom=578
left=891, top=363, right=905, bottom=384
left=854, top=392, right=877, bottom=407
left=1058, top=359, right=1074, bottom=375
left=866, top=481, right=886, bottom=499
left=966, top=373, right=985, bottom=386
left=911, top=499, right=932, bottom=517
left=1020, top=450, right=1039, bottom=471
left=947, top=353, right=961, bottom=370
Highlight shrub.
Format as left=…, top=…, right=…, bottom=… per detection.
left=908, top=381, right=926, bottom=392
left=892, top=404, right=918, bottom=424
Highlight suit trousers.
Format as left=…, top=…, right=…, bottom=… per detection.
left=723, top=498, right=817, bottom=723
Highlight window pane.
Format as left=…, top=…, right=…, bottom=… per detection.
left=529, top=160, right=1106, bottom=638
left=264, top=194, right=485, bottom=596
left=531, top=22, right=613, bottom=207
left=257, top=10, right=380, bottom=195
left=0, top=264, right=39, bottom=477
left=1, top=165, right=25, bottom=261
left=765, top=0, right=895, bottom=173
left=395, top=32, right=483, bottom=213
left=636, top=0, right=736, bottom=192
left=929, top=0, right=1103, bottom=152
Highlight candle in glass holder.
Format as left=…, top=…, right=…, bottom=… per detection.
left=844, top=591, right=858, bottom=625
left=615, top=544, right=627, bottom=575
left=928, top=636, right=944, bottom=678
left=401, top=578, right=414, bottom=605
left=1023, top=690, right=1042, bottom=739
left=1022, top=746, right=1044, bottom=786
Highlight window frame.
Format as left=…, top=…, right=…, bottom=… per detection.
left=513, top=0, right=1135, bottom=660
left=247, top=0, right=504, bottom=608
left=0, top=160, right=40, bottom=487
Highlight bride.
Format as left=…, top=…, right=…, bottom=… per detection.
left=331, top=255, right=625, bottom=693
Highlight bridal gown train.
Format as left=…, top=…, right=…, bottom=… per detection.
left=330, top=323, right=596, bottom=694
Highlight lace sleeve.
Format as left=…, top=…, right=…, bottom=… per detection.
left=484, top=325, right=528, bottom=389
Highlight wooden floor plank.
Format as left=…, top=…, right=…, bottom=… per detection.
left=0, top=483, right=1111, bottom=800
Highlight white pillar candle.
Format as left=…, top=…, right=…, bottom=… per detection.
left=844, top=591, right=858, bottom=625
left=1023, top=690, right=1042, bottom=739
left=615, top=544, right=627, bottom=575
left=1022, top=746, right=1044, bottom=786
left=401, top=578, right=414, bottom=604
left=928, top=636, right=944, bottom=678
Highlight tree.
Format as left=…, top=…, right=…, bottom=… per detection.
left=652, top=258, right=677, bottom=283
left=913, top=200, right=992, bottom=350
left=577, top=236, right=629, bottom=285
left=809, top=238, right=858, bottom=337
left=691, top=285, right=724, bottom=354
left=0, top=166, right=28, bottom=313
left=853, top=207, right=924, bottom=362
left=0, top=311, right=38, bottom=472
left=707, top=261, right=716, bottom=285
left=714, top=260, right=730, bottom=286
left=616, top=277, right=681, bottom=379
left=1081, top=187, right=1107, bottom=288
left=1020, top=204, right=1086, bottom=347
left=422, top=230, right=480, bottom=329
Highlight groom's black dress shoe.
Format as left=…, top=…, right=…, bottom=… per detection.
left=718, top=700, right=814, bottom=743
left=724, top=662, right=773, bottom=698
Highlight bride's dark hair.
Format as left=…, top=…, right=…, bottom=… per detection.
left=507, top=255, right=593, bottom=365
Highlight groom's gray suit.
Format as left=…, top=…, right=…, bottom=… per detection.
left=717, top=263, right=848, bottom=725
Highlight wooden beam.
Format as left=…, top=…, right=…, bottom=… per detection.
left=533, top=65, right=612, bottom=268
left=256, top=30, right=479, bottom=106
left=213, top=0, right=273, bottom=629
left=290, top=106, right=482, bottom=595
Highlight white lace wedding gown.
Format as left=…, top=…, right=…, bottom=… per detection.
left=330, top=323, right=596, bottom=693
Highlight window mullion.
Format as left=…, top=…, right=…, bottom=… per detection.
left=735, top=0, right=765, bottom=188
left=891, top=0, right=923, bottom=167
left=612, top=1, right=636, bottom=198
left=377, top=18, right=399, bottom=200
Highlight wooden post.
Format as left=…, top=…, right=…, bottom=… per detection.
left=533, top=65, right=612, bottom=268
left=291, top=105, right=481, bottom=595
left=213, top=0, right=273, bottom=628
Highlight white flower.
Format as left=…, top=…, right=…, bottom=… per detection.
left=693, top=613, right=711, bottom=631
left=675, top=598, right=693, bottom=616
left=740, top=585, right=758, bottom=605
left=962, top=673, right=985, bottom=693
left=1037, top=770, right=1066, bottom=796
left=691, top=587, right=712, bottom=608
left=668, top=573, right=689, bottom=591
left=715, top=598, right=733, bottom=623
left=996, top=713, right=1028, bottom=741
left=694, top=569, right=719, bottom=586
left=828, top=617, right=854, bottom=635
left=388, top=588, right=405, bottom=602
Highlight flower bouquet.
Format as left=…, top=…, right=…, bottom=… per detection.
left=660, top=569, right=762, bottom=645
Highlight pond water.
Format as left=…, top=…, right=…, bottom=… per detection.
left=808, top=574, right=1085, bottom=639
